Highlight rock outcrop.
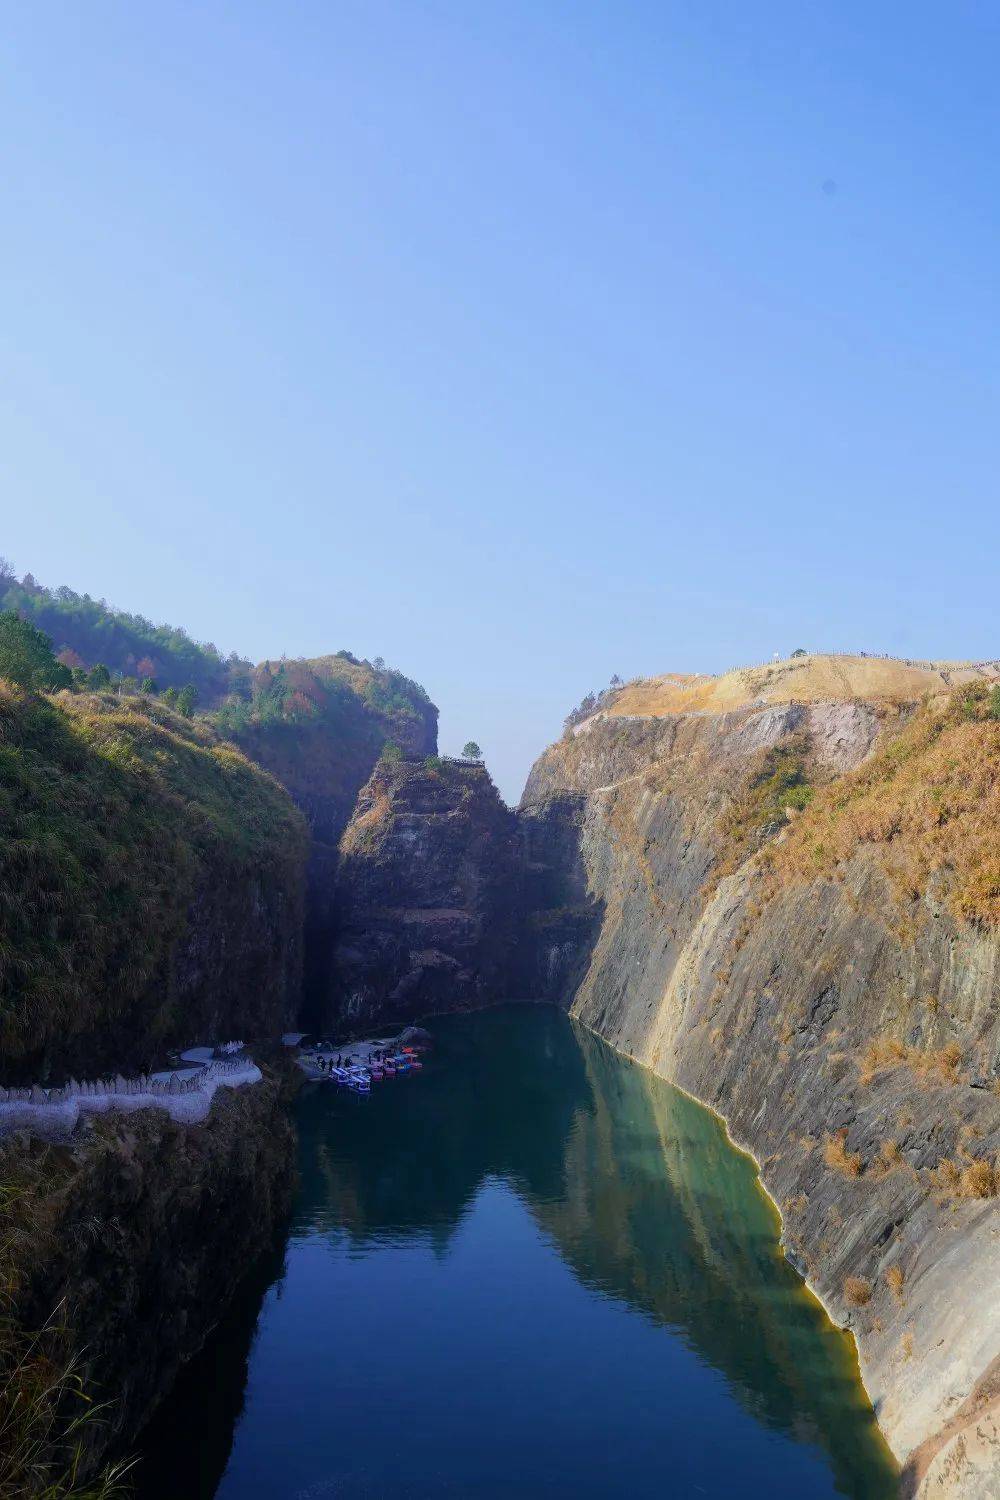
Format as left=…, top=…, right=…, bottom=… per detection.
left=226, top=655, right=438, bottom=1028
left=518, top=655, right=1000, bottom=1499
left=327, top=757, right=520, bottom=1027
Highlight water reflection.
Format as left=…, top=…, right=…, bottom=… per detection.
left=535, top=1027, right=893, bottom=1497
left=134, top=1007, right=897, bottom=1499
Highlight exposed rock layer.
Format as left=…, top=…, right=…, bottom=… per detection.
left=520, top=685, right=1000, bottom=1498
left=327, top=758, right=521, bottom=1027
left=235, top=669, right=437, bottom=1028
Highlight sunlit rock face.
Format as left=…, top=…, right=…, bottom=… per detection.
left=518, top=659, right=1000, bottom=1497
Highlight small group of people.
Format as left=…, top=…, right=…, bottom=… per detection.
left=314, top=1053, right=349, bottom=1072
left=307, top=1041, right=404, bottom=1075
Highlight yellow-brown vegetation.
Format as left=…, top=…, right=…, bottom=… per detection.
left=607, top=655, right=996, bottom=719
left=960, top=1157, right=999, bottom=1198
left=773, top=686, right=1000, bottom=926
left=860, top=1037, right=963, bottom=1087
left=933, top=1155, right=1000, bottom=1199
left=844, top=1275, right=873, bottom=1307
left=824, top=1130, right=863, bottom=1178
left=872, top=1140, right=904, bottom=1178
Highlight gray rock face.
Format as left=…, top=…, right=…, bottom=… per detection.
left=518, top=700, right=1000, bottom=1497
left=326, top=759, right=521, bottom=1027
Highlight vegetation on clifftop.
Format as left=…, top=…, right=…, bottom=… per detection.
left=772, top=684, right=1000, bottom=925
left=0, top=686, right=307, bottom=1073
left=213, top=652, right=430, bottom=738
left=216, top=654, right=436, bottom=822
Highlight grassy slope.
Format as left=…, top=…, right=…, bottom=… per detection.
left=608, top=653, right=999, bottom=718
left=771, top=683, right=1000, bottom=925
left=0, top=686, right=307, bottom=1074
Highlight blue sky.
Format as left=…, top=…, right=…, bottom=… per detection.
left=2, top=2, right=999, bottom=802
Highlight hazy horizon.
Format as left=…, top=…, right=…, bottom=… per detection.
left=5, top=3, right=1000, bottom=802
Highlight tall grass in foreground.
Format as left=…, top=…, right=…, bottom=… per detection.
left=0, top=1180, right=133, bottom=1499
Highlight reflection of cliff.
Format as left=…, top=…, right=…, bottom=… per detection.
left=134, top=1010, right=895, bottom=1499
left=295, top=1006, right=594, bottom=1248
left=294, top=1009, right=893, bottom=1497
left=532, top=1024, right=895, bottom=1498
left=132, top=1241, right=288, bottom=1500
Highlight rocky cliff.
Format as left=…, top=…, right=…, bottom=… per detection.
left=327, top=757, right=520, bottom=1028
left=520, top=654, right=1000, bottom=1499
left=219, top=654, right=438, bottom=1028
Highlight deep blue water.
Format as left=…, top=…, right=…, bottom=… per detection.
left=135, top=1007, right=897, bottom=1499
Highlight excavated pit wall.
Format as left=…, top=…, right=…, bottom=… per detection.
left=521, top=701, right=1000, bottom=1500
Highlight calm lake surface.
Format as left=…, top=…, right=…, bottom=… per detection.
left=135, top=1007, right=897, bottom=1499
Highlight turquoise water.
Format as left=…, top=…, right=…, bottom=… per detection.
left=135, top=1007, right=897, bottom=1498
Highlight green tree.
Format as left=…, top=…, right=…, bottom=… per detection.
left=380, top=740, right=403, bottom=764
left=87, top=662, right=111, bottom=689
left=162, top=686, right=179, bottom=707
left=462, top=740, right=483, bottom=760
left=140, top=676, right=158, bottom=694
left=0, top=610, right=71, bottom=691
left=177, top=683, right=198, bottom=718
left=988, top=686, right=1000, bottom=721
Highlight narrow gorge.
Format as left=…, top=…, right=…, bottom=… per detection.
left=3, top=642, right=1000, bottom=1499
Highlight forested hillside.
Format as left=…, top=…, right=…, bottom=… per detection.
left=0, top=561, right=433, bottom=740
left=0, top=560, right=242, bottom=700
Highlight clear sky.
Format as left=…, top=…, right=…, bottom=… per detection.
left=2, top=3, right=999, bottom=802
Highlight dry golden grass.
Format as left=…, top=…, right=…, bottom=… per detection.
left=773, top=688, right=1000, bottom=926
left=886, top=1264, right=905, bottom=1301
left=844, top=1275, right=873, bottom=1307
left=860, top=1036, right=963, bottom=1087
left=933, top=1155, right=1000, bottom=1199
left=934, top=1157, right=962, bottom=1194
left=871, top=1140, right=905, bottom=1178
left=824, top=1130, right=863, bottom=1178
left=960, top=1158, right=999, bottom=1198
left=607, top=655, right=996, bottom=719
left=339, top=781, right=392, bottom=856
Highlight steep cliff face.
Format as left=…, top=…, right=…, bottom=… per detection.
left=327, top=758, right=520, bottom=1027
left=1, top=1071, right=295, bottom=1489
left=520, top=655, right=1000, bottom=1499
left=218, top=655, right=438, bottom=1027
left=0, top=686, right=308, bottom=1083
